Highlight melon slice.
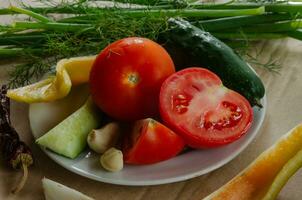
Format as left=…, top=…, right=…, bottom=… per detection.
left=203, top=123, right=302, bottom=200
left=36, top=98, right=101, bottom=159
left=42, top=178, right=94, bottom=200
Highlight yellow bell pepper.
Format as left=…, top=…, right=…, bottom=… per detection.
left=203, top=123, right=302, bottom=200
left=7, top=55, right=97, bottom=103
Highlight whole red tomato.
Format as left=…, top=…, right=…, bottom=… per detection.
left=90, top=37, right=175, bottom=121
left=123, top=118, right=185, bottom=165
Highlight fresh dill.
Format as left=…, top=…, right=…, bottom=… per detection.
left=8, top=60, right=53, bottom=88
left=1, top=0, right=302, bottom=87
left=245, top=47, right=282, bottom=73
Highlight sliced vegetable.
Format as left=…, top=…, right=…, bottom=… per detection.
left=36, top=98, right=101, bottom=159
left=29, top=84, right=90, bottom=138
left=7, top=55, right=96, bottom=103
left=123, top=118, right=185, bottom=165
left=87, top=122, right=121, bottom=154
left=42, top=178, right=94, bottom=200
left=100, top=147, right=124, bottom=172
left=203, top=123, right=302, bottom=200
left=159, top=68, right=253, bottom=148
left=89, top=37, right=175, bottom=121
left=263, top=148, right=302, bottom=200
left=163, top=18, right=265, bottom=107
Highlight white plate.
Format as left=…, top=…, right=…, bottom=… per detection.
left=29, top=84, right=266, bottom=186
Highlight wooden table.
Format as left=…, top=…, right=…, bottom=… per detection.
left=1, top=1, right=302, bottom=200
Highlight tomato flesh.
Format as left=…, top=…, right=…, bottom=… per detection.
left=89, top=37, right=175, bottom=121
left=123, top=118, right=185, bottom=165
left=159, top=68, right=253, bottom=148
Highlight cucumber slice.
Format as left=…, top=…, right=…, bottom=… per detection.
left=36, top=98, right=101, bottom=159
left=43, top=178, right=94, bottom=200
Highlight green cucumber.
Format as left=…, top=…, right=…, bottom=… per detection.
left=163, top=18, right=265, bottom=107
left=36, top=98, right=101, bottom=159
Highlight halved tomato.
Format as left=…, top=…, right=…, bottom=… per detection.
left=123, top=118, right=185, bottom=165
left=159, top=68, right=253, bottom=148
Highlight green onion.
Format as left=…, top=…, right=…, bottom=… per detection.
left=117, top=7, right=265, bottom=18
left=1, top=1, right=302, bottom=86
left=0, top=6, right=266, bottom=17
left=0, top=34, right=53, bottom=45
left=287, top=29, right=302, bottom=40
left=265, top=3, right=302, bottom=13
left=9, top=6, right=52, bottom=23
left=212, top=32, right=286, bottom=40
left=206, top=3, right=302, bottom=13
left=235, top=20, right=302, bottom=33
left=0, top=48, right=43, bottom=57
left=194, top=13, right=297, bottom=31
left=13, top=22, right=93, bottom=32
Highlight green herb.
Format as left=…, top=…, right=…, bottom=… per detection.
left=1, top=0, right=302, bottom=87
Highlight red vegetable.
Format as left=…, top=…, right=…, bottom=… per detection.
left=89, top=37, right=175, bottom=121
left=159, top=68, right=253, bottom=148
left=123, top=118, right=185, bottom=165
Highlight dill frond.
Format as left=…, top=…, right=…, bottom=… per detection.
left=6, top=6, right=169, bottom=87
left=8, top=60, right=53, bottom=88
left=245, top=45, right=282, bottom=73
left=4, top=0, right=300, bottom=86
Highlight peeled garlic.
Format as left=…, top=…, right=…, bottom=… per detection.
left=87, top=122, right=120, bottom=154
left=100, top=148, right=123, bottom=172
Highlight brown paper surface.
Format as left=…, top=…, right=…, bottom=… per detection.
left=1, top=1, right=302, bottom=200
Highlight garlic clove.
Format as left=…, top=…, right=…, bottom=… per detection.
left=87, top=122, right=120, bottom=154
left=100, top=147, right=123, bottom=172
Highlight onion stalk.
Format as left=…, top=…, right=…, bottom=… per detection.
left=1, top=0, right=302, bottom=86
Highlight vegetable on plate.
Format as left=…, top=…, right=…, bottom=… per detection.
left=36, top=98, right=101, bottom=159
left=87, top=122, right=121, bottom=154
left=123, top=118, right=185, bottom=165
left=89, top=37, right=175, bottom=121
left=160, top=68, right=253, bottom=148
left=7, top=55, right=96, bottom=103
left=163, top=18, right=265, bottom=107
left=7, top=34, right=256, bottom=164
left=100, top=147, right=124, bottom=172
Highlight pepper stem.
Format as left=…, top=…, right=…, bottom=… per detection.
left=11, top=163, right=28, bottom=194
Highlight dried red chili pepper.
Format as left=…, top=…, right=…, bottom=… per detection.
left=0, top=85, right=33, bottom=194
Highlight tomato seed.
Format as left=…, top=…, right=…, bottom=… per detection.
left=172, top=94, right=192, bottom=114
left=201, top=101, right=243, bottom=130
left=175, top=105, right=188, bottom=114
left=177, top=94, right=186, bottom=99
